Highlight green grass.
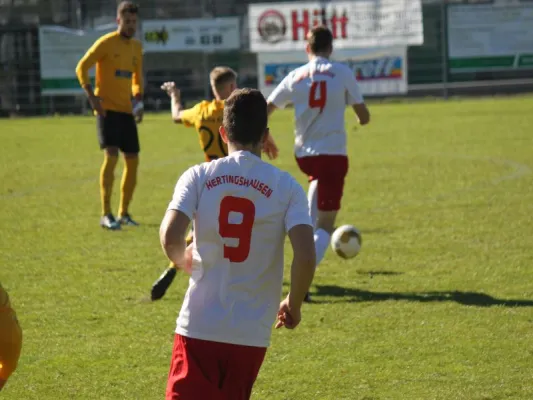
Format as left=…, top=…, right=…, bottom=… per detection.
left=1, top=95, right=533, bottom=399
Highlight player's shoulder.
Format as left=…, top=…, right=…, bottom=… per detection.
left=97, top=31, right=119, bottom=44
left=211, top=99, right=224, bottom=110
left=330, top=61, right=352, bottom=75
left=193, top=157, right=224, bottom=176
left=291, top=63, right=312, bottom=78
left=280, top=169, right=302, bottom=190
left=131, top=37, right=143, bottom=49
left=177, top=162, right=211, bottom=187
left=260, top=162, right=302, bottom=193
left=189, top=161, right=210, bottom=175
left=206, top=99, right=224, bottom=112
left=194, top=100, right=211, bottom=109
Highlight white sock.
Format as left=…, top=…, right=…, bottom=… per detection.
left=314, top=228, right=330, bottom=268
left=308, top=180, right=318, bottom=228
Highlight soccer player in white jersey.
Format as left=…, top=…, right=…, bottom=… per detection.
left=266, top=26, right=370, bottom=301
left=160, top=88, right=316, bottom=400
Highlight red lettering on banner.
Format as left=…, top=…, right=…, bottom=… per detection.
left=291, top=8, right=349, bottom=41
left=291, top=10, right=309, bottom=41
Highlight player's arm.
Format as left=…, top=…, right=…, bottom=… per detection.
left=160, top=167, right=198, bottom=268
left=266, top=102, right=278, bottom=117
left=76, top=36, right=108, bottom=116
left=276, top=179, right=315, bottom=330
left=160, top=82, right=199, bottom=126
left=160, top=210, right=191, bottom=267
left=344, top=68, right=370, bottom=125
left=287, top=224, right=316, bottom=305
left=132, top=42, right=144, bottom=123
left=266, top=74, right=292, bottom=117
left=263, top=75, right=292, bottom=158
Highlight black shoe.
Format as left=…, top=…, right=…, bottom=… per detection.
left=151, top=267, right=177, bottom=301
left=100, top=213, right=121, bottom=230
left=118, top=213, right=139, bottom=226
left=304, top=292, right=312, bottom=303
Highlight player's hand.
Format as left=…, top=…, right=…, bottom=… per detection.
left=181, top=242, right=193, bottom=275
left=88, top=95, right=106, bottom=116
left=133, top=100, right=144, bottom=124
left=262, top=133, right=279, bottom=160
left=161, top=81, right=180, bottom=98
left=134, top=109, right=143, bottom=124
left=275, top=296, right=301, bottom=329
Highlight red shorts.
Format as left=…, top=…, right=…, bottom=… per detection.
left=166, top=334, right=267, bottom=400
left=296, top=155, right=349, bottom=211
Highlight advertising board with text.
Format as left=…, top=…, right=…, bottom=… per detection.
left=142, top=18, right=240, bottom=52
left=39, top=25, right=115, bottom=95
left=248, top=0, right=423, bottom=52
left=258, top=47, right=407, bottom=98
left=448, top=4, right=533, bottom=72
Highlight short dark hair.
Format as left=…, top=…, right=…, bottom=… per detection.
left=223, top=88, right=267, bottom=146
left=210, top=66, right=238, bottom=91
left=307, top=26, right=333, bottom=54
left=117, top=1, right=138, bottom=16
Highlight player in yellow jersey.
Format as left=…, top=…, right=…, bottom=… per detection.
left=150, top=67, right=279, bottom=300
left=0, top=283, right=22, bottom=391
left=76, top=1, right=144, bottom=230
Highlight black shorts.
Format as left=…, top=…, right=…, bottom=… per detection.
left=97, top=110, right=140, bottom=153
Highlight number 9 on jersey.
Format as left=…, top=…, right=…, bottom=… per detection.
left=218, top=196, right=256, bottom=263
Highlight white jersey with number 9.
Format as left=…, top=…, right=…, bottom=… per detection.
left=167, top=150, right=311, bottom=348
left=267, top=56, right=364, bottom=158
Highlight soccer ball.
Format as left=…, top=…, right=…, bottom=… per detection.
left=330, top=225, right=362, bottom=259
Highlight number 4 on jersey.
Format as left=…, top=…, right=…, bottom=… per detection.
left=309, top=81, right=327, bottom=112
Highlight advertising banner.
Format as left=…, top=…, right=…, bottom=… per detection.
left=258, top=47, right=408, bottom=98
left=248, top=0, right=423, bottom=52
left=39, top=25, right=114, bottom=95
left=448, top=4, right=533, bottom=72
left=142, top=18, right=240, bottom=52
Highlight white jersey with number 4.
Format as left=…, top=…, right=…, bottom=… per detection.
left=267, top=56, right=364, bottom=158
left=167, top=150, right=311, bottom=348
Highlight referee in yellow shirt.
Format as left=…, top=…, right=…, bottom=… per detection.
left=76, top=1, right=144, bottom=230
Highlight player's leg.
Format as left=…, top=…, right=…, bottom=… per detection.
left=151, top=229, right=194, bottom=301
left=296, top=155, right=336, bottom=264
left=118, top=113, right=140, bottom=226
left=151, top=262, right=178, bottom=301
left=221, top=344, right=267, bottom=400
left=97, top=112, right=121, bottom=230
left=0, top=311, right=22, bottom=391
left=313, top=155, right=349, bottom=266
left=307, top=179, right=318, bottom=228
left=166, top=334, right=225, bottom=400
left=298, top=155, right=349, bottom=302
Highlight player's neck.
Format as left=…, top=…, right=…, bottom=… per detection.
left=228, top=144, right=262, bottom=158
left=117, top=30, right=132, bottom=40
left=311, top=53, right=329, bottom=60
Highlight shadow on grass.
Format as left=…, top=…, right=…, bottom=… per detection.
left=310, top=285, right=533, bottom=307
left=356, top=270, right=403, bottom=276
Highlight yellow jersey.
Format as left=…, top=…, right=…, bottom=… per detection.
left=76, top=31, right=143, bottom=114
left=180, top=100, right=228, bottom=161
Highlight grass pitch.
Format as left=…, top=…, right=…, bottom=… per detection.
left=1, top=95, right=533, bottom=399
